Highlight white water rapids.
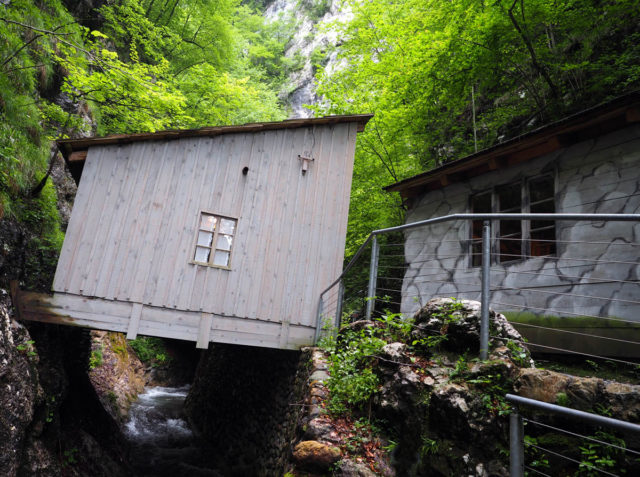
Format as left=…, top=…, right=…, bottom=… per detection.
left=124, top=385, right=220, bottom=476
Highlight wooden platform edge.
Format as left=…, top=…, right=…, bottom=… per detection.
left=14, top=289, right=316, bottom=351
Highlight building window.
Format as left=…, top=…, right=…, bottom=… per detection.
left=470, top=174, right=555, bottom=266
left=193, top=212, right=237, bottom=268
left=528, top=175, right=556, bottom=256
left=470, top=192, right=491, bottom=267
left=497, top=182, right=522, bottom=262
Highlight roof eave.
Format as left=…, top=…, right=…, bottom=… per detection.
left=385, top=91, right=640, bottom=199
left=57, top=114, right=374, bottom=161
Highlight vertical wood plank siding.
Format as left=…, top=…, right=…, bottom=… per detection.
left=53, top=123, right=358, bottom=330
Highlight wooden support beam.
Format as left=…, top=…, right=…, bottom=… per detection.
left=15, top=290, right=315, bottom=350
left=9, top=280, right=22, bottom=319
left=126, top=303, right=143, bottom=340
left=278, top=320, right=291, bottom=349
left=68, top=150, right=88, bottom=162
left=196, top=312, right=213, bottom=349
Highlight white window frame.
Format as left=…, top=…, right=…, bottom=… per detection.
left=190, top=211, right=237, bottom=270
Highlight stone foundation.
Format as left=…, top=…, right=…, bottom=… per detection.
left=184, top=343, right=311, bottom=475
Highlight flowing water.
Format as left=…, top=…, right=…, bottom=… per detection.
left=124, top=385, right=220, bottom=476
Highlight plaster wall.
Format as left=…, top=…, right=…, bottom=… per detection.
left=401, top=124, right=640, bottom=325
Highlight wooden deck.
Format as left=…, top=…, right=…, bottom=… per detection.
left=11, top=284, right=316, bottom=350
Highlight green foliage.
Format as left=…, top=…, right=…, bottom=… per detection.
left=325, top=323, right=386, bottom=415
left=555, top=392, right=571, bottom=407
left=62, top=448, right=78, bottom=468
left=376, top=313, right=412, bottom=343
left=313, top=0, right=640, bottom=249
left=524, top=435, right=550, bottom=475
left=16, top=339, right=37, bottom=357
left=89, top=346, right=103, bottom=370
left=129, top=336, right=171, bottom=367
left=419, top=436, right=439, bottom=458
left=576, top=431, right=627, bottom=476
left=448, top=355, right=469, bottom=382
left=45, top=395, right=55, bottom=423
left=300, top=0, right=331, bottom=22
left=506, top=340, right=529, bottom=367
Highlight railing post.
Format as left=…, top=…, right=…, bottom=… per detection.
left=366, top=235, right=380, bottom=320
left=313, top=295, right=324, bottom=344
left=510, top=407, right=524, bottom=477
left=480, top=220, right=491, bottom=360
left=336, top=280, right=345, bottom=328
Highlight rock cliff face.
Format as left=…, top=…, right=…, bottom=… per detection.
left=0, top=292, right=133, bottom=476
left=0, top=290, right=41, bottom=475
left=265, top=0, right=349, bottom=117
left=88, top=331, right=146, bottom=422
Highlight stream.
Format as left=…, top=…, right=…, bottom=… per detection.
left=124, top=385, right=220, bottom=476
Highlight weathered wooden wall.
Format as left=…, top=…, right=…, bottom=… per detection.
left=50, top=122, right=358, bottom=348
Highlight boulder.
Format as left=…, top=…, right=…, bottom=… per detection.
left=412, top=298, right=530, bottom=363
left=516, top=368, right=640, bottom=422
left=293, top=440, right=341, bottom=472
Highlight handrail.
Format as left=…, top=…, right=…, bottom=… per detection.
left=320, top=213, right=640, bottom=299
left=506, top=394, right=640, bottom=434
left=506, top=393, right=640, bottom=476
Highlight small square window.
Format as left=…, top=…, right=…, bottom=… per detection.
left=192, top=212, right=237, bottom=269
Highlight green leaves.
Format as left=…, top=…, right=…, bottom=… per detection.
left=314, top=0, right=640, bottom=252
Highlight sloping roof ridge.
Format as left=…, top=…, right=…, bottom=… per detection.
left=57, top=114, right=373, bottom=157
left=385, top=90, right=640, bottom=194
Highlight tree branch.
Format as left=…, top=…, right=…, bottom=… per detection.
left=504, top=0, right=558, bottom=99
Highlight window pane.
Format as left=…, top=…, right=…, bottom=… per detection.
left=500, top=238, right=521, bottom=261
left=197, top=231, right=213, bottom=247
left=471, top=192, right=491, bottom=250
left=500, top=220, right=521, bottom=237
left=529, top=176, right=554, bottom=203
left=213, top=250, right=229, bottom=267
left=217, top=234, right=233, bottom=251
left=531, top=227, right=556, bottom=256
left=471, top=241, right=483, bottom=267
left=531, top=199, right=555, bottom=214
left=201, top=214, right=216, bottom=232
left=497, top=183, right=521, bottom=212
left=219, top=218, right=236, bottom=235
left=472, top=193, right=491, bottom=213
left=194, top=246, right=210, bottom=263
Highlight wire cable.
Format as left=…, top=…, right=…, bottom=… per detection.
left=524, top=443, right=619, bottom=477
left=523, top=418, right=640, bottom=456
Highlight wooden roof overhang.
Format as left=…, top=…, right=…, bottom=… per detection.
left=57, top=114, right=374, bottom=183
left=385, top=92, right=640, bottom=203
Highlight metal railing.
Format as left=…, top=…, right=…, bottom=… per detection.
left=506, top=394, right=640, bottom=476
left=315, top=213, right=640, bottom=361
left=315, top=212, right=640, bottom=475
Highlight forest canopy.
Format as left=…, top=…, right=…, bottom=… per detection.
left=314, top=0, right=640, bottom=254
left=1, top=0, right=639, bottom=262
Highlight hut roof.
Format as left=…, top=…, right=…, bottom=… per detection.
left=385, top=92, right=640, bottom=201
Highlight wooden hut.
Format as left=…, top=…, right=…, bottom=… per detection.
left=14, top=115, right=372, bottom=349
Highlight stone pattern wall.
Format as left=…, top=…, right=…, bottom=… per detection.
left=184, top=343, right=311, bottom=475
left=400, top=125, right=640, bottom=329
